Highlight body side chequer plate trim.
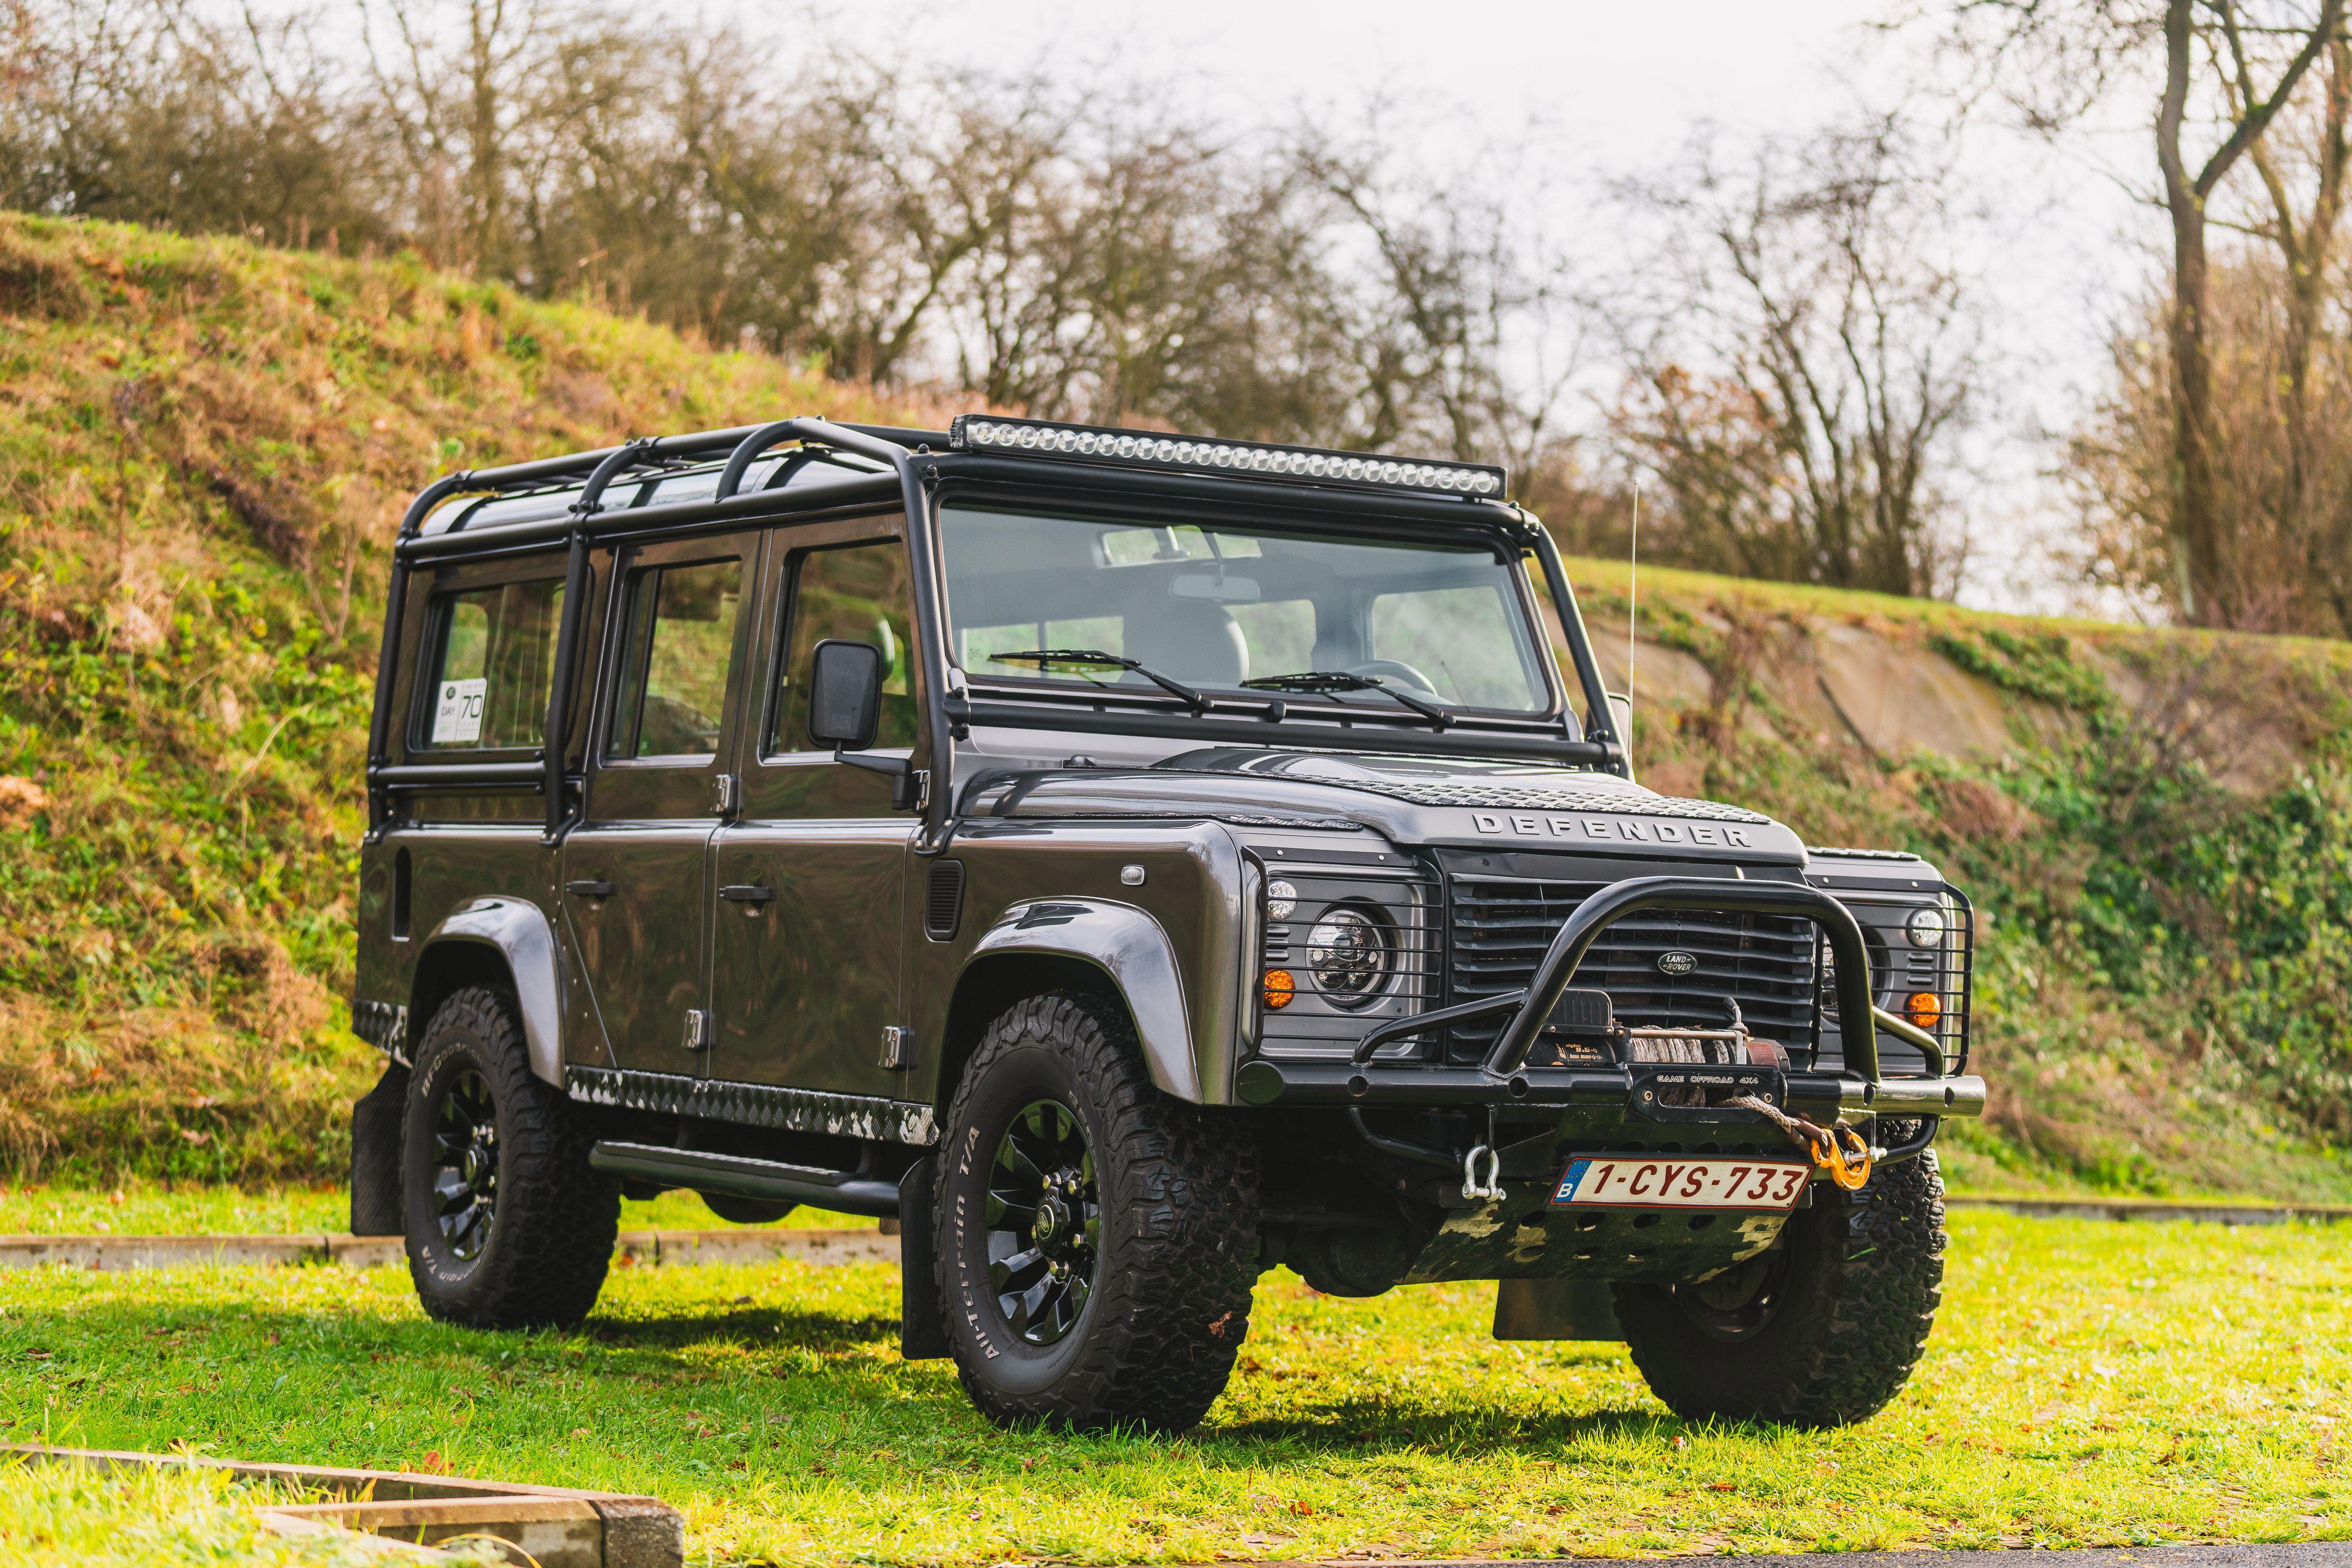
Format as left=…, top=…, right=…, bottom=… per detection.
left=566, top=1065, right=939, bottom=1146
left=350, top=998, right=411, bottom=1064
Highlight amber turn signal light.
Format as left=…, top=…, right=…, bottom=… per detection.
left=1905, top=991, right=1943, bottom=1029
left=1263, top=970, right=1295, bottom=1009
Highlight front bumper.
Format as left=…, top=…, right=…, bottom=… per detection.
left=1233, top=1057, right=1987, bottom=1120
left=1236, top=873, right=1986, bottom=1126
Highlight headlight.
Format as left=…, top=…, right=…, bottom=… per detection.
left=1904, top=906, right=1946, bottom=947
left=1307, top=907, right=1390, bottom=1009
left=1266, top=879, right=1297, bottom=921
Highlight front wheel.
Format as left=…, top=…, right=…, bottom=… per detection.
left=402, top=986, right=619, bottom=1328
left=1613, top=1148, right=1946, bottom=1427
left=937, top=992, right=1259, bottom=1432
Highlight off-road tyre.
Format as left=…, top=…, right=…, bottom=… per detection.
left=1613, top=1149, right=1946, bottom=1427
left=937, top=991, right=1259, bottom=1432
left=401, top=986, right=619, bottom=1328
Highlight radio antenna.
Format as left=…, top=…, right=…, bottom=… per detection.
left=1627, top=482, right=1640, bottom=726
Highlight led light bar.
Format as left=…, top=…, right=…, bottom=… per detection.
left=948, top=414, right=1507, bottom=498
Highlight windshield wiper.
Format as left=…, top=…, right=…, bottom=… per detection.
left=986, top=649, right=1210, bottom=715
left=1243, top=670, right=1453, bottom=730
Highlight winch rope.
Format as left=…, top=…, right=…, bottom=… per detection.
left=1727, top=1093, right=1876, bottom=1191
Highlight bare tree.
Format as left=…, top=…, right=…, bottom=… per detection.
left=1289, top=123, right=1587, bottom=471
left=2235, top=28, right=2352, bottom=625
left=1606, top=119, right=1979, bottom=598
left=1953, top=0, right=2344, bottom=625
left=0, top=0, right=397, bottom=246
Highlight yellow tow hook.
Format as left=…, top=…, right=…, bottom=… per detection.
left=1727, top=1093, right=1877, bottom=1190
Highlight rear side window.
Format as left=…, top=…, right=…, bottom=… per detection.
left=773, top=540, right=918, bottom=752
left=607, top=557, right=744, bottom=760
left=419, top=578, right=565, bottom=750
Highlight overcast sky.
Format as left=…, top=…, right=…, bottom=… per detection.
left=804, top=0, right=2159, bottom=615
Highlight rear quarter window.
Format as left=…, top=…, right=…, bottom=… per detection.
left=417, top=577, right=565, bottom=750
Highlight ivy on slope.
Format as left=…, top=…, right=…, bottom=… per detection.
left=1616, top=598, right=2352, bottom=1197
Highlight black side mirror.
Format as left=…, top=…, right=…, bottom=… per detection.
left=807, top=638, right=883, bottom=752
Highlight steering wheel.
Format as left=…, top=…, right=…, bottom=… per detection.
left=1346, top=659, right=1441, bottom=695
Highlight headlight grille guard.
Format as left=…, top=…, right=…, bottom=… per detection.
left=1226, top=876, right=1987, bottom=1120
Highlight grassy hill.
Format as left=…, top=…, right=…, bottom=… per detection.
left=0, top=214, right=922, bottom=1186
left=0, top=214, right=2345, bottom=1199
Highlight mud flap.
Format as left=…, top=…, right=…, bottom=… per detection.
left=1493, top=1277, right=1624, bottom=1341
left=897, top=1156, right=949, bottom=1360
left=349, top=1062, right=410, bottom=1238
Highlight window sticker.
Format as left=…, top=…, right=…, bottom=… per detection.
left=432, top=677, right=488, bottom=744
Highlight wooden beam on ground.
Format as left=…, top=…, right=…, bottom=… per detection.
left=5, top=1444, right=682, bottom=1568
left=0, top=1226, right=897, bottom=1272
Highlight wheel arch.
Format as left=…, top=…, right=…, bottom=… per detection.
left=409, top=896, right=566, bottom=1087
left=939, top=898, right=1200, bottom=1111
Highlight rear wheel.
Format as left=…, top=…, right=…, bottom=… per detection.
left=401, top=986, right=619, bottom=1328
left=1613, top=1149, right=1946, bottom=1427
left=936, top=992, right=1259, bottom=1432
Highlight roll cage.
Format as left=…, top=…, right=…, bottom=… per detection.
left=369, top=418, right=1632, bottom=850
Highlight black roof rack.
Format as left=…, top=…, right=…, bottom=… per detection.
left=368, top=418, right=951, bottom=842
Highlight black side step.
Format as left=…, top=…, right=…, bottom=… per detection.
left=587, top=1142, right=900, bottom=1219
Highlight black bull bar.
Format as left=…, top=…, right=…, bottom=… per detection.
left=1231, top=876, right=1989, bottom=1120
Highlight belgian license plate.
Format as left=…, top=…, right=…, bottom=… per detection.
left=1551, top=1155, right=1809, bottom=1211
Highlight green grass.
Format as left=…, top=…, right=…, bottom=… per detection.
left=2, top=1209, right=2346, bottom=1564
left=0, top=1182, right=877, bottom=1236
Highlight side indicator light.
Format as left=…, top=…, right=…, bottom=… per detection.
left=1263, top=970, right=1295, bottom=1010
left=1905, top=991, right=1943, bottom=1029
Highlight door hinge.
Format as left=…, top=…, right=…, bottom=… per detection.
left=711, top=773, right=738, bottom=816
left=878, top=1024, right=914, bottom=1070
left=892, top=769, right=929, bottom=814
left=683, top=1009, right=711, bottom=1051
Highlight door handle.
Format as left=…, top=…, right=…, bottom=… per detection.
left=719, top=884, right=776, bottom=903
left=567, top=880, right=615, bottom=898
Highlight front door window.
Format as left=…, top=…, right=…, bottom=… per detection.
left=771, top=540, right=919, bottom=758
left=608, top=558, right=743, bottom=761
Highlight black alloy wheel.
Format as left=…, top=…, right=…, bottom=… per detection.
left=936, top=991, right=1260, bottom=1432
left=428, top=1067, right=500, bottom=1261
left=401, top=985, right=620, bottom=1328
left=986, top=1100, right=1099, bottom=1345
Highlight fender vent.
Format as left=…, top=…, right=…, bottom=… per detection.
left=925, top=858, right=965, bottom=941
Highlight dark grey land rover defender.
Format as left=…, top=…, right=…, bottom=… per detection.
left=350, top=414, right=1984, bottom=1433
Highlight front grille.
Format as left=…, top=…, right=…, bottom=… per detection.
left=1445, top=879, right=1818, bottom=1065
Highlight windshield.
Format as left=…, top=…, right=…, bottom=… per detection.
left=938, top=505, right=1554, bottom=715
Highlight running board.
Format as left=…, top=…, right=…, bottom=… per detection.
left=587, top=1142, right=900, bottom=1219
